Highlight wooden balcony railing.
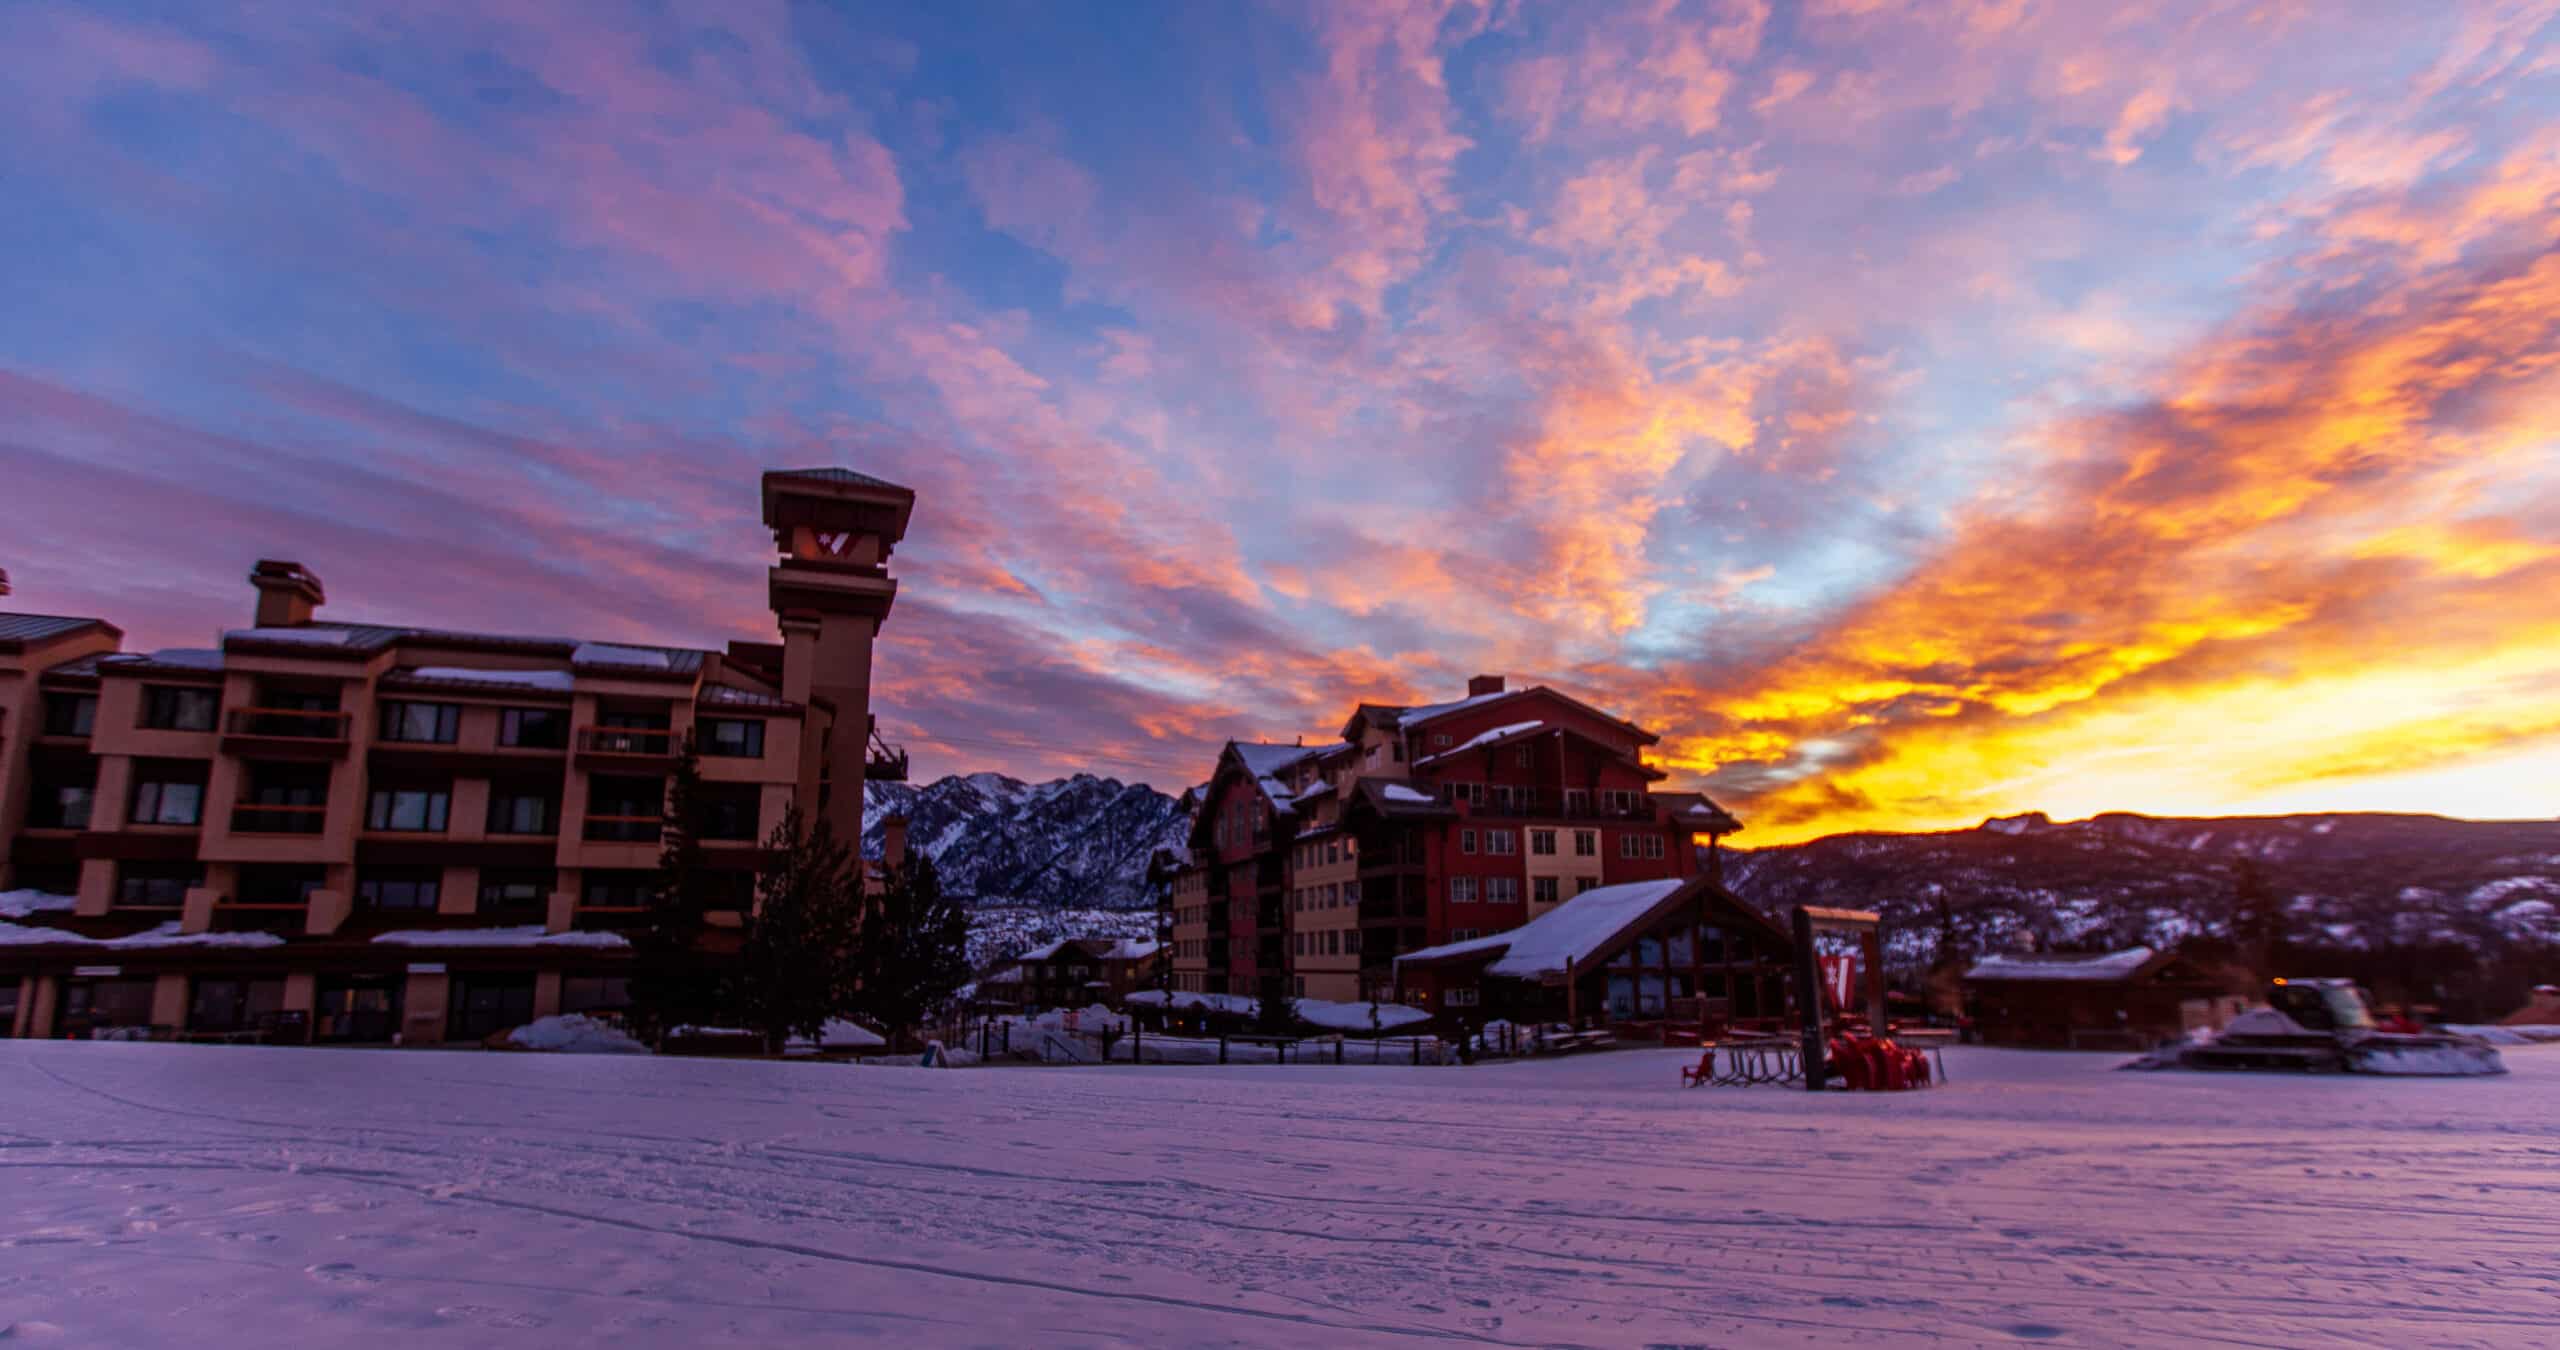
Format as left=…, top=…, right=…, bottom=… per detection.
left=232, top=802, right=328, bottom=834
left=224, top=707, right=352, bottom=741
left=576, top=726, right=675, bottom=757
left=582, top=813, right=664, bottom=843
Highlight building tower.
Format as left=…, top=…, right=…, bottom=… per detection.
left=760, top=467, right=916, bottom=846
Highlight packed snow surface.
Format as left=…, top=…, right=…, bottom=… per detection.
left=4, top=1043, right=2556, bottom=1347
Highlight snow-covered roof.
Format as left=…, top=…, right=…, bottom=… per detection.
left=1104, top=939, right=1161, bottom=961
left=401, top=666, right=576, bottom=691
left=0, top=920, right=284, bottom=950
left=1394, top=878, right=1691, bottom=978
left=1396, top=689, right=1517, bottom=728
left=1016, top=939, right=1077, bottom=962
left=225, top=626, right=353, bottom=646
left=101, top=647, right=224, bottom=671
left=572, top=642, right=673, bottom=670
left=1382, top=784, right=1437, bottom=804
left=371, top=926, right=631, bottom=949
left=0, top=890, right=77, bottom=920
left=1965, top=947, right=2158, bottom=982
left=1414, top=719, right=1543, bottom=766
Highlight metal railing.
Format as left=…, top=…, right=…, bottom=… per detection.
left=224, top=707, right=351, bottom=740
left=577, top=727, right=674, bottom=756
left=232, top=802, right=328, bottom=834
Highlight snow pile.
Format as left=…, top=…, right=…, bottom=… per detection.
left=404, top=666, right=575, bottom=691
left=1126, top=990, right=1262, bottom=1016
left=507, top=1015, right=647, bottom=1055
left=1293, top=999, right=1430, bottom=1032
left=1967, top=947, right=2157, bottom=981
left=0, top=890, right=77, bottom=919
left=370, top=926, right=629, bottom=949
left=1382, top=783, right=1437, bottom=804
left=813, top=1020, right=887, bottom=1050
left=102, top=647, right=222, bottom=669
left=1415, top=720, right=1543, bottom=764
left=2353, top=1042, right=2509, bottom=1076
left=2444, top=1024, right=2560, bottom=1046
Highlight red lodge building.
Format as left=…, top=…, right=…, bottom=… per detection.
left=1165, top=676, right=1741, bottom=1006
left=0, top=467, right=913, bottom=1046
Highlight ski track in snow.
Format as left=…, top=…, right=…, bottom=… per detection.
left=3, top=1044, right=2558, bottom=1347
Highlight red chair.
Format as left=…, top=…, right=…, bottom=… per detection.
left=1680, top=1048, right=1715, bottom=1087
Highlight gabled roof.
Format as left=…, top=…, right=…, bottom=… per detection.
left=1964, top=948, right=2180, bottom=983
left=1397, top=873, right=1791, bottom=977
left=0, top=613, right=118, bottom=652
left=767, top=465, right=912, bottom=494
left=1651, top=791, right=1742, bottom=836
left=1346, top=777, right=1457, bottom=821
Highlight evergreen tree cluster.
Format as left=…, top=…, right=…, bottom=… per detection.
left=625, top=736, right=972, bottom=1053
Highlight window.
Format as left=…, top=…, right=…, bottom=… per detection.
left=499, top=707, right=568, bottom=749
left=34, top=780, right=94, bottom=829
left=1432, top=733, right=1452, bottom=748
left=366, top=785, right=451, bottom=832
left=447, top=974, right=537, bottom=1040
left=1533, top=876, right=1559, bottom=906
left=237, top=766, right=328, bottom=833
left=1451, top=928, right=1481, bottom=942
left=699, top=785, right=761, bottom=841
left=1575, top=876, right=1601, bottom=894
left=585, top=775, right=665, bottom=842
left=1461, top=829, right=1477, bottom=855
left=1445, top=987, right=1480, bottom=1007
left=1531, top=829, right=1557, bottom=856
left=1450, top=876, right=1478, bottom=904
left=189, top=977, right=287, bottom=1035
left=357, top=868, right=441, bottom=911
left=379, top=701, right=460, bottom=744
left=477, top=869, right=554, bottom=914
left=1486, top=876, right=1519, bottom=904
left=1449, top=782, right=1486, bottom=806
left=584, top=872, right=655, bottom=907
left=1621, top=833, right=1640, bottom=858
left=314, top=975, right=401, bottom=1043
left=700, top=718, right=766, bottom=758
left=1326, top=930, right=1340, bottom=956
left=1603, top=789, right=1641, bottom=814
left=1325, top=840, right=1340, bottom=865
left=1573, top=829, right=1598, bottom=857
left=129, top=775, right=205, bottom=826
left=142, top=685, right=218, bottom=731
left=1643, top=834, right=1666, bottom=859
left=236, top=865, right=325, bottom=906
left=43, top=692, right=96, bottom=737
left=1343, top=879, right=1361, bottom=906
left=486, top=787, right=557, bottom=835
left=561, top=976, right=630, bottom=1016
left=1485, top=830, right=1517, bottom=856
left=1564, top=788, right=1590, bottom=815
left=116, top=863, right=201, bottom=909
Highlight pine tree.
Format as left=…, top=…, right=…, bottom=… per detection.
left=626, top=734, right=729, bottom=1042
left=1255, top=977, right=1297, bottom=1036
left=858, top=853, right=971, bottom=1046
left=737, top=807, right=865, bottom=1053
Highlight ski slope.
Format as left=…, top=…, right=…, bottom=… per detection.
left=3, top=1040, right=2555, bottom=1347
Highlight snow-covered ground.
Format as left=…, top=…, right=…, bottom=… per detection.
left=3, top=1042, right=2556, bottom=1347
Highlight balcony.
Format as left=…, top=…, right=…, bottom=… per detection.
left=210, top=901, right=309, bottom=934
left=582, top=813, right=664, bottom=844
left=232, top=802, right=328, bottom=834
left=222, top=707, right=353, bottom=760
left=575, top=726, right=677, bottom=767
left=1430, top=787, right=1655, bottom=821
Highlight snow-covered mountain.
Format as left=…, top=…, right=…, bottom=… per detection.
left=1722, top=811, right=2560, bottom=1018
left=861, top=772, right=1187, bottom=911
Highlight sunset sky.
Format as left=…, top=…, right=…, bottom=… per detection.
left=3, top=2, right=2556, bottom=844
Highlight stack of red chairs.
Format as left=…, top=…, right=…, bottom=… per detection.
left=1825, top=1035, right=1932, bottom=1091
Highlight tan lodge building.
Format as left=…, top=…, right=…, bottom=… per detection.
left=0, top=467, right=914, bottom=1045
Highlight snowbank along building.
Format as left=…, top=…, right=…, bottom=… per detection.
left=0, top=467, right=912, bottom=1045
left=1165, top=676, right=1744, bottom=1006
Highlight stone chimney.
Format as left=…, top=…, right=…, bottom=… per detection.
left=1467, top=674, right=1506, bottom=698
left=249, top=559, right=326, bottom=628
left=882, top=814, right=909, bottom=871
